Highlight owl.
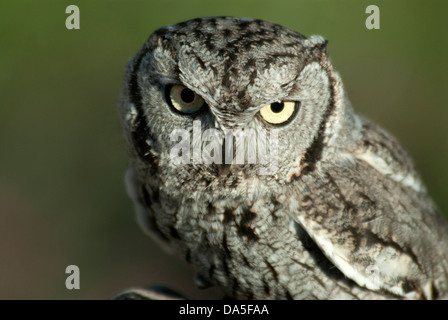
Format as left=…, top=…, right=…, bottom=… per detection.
left=118, top=17, right=448, bottom=299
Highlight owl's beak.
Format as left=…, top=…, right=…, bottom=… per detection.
left=216, top=163, right=232, bottom=176
left=214, top=138, right=234, bottom=176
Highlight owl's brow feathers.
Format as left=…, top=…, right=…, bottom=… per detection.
left=126, top=17, right=335, bottom=175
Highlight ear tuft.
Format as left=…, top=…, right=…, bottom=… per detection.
left=304, top=35, right=328, bottom=56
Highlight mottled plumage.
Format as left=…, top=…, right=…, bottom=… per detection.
left=118, top=17, right=448, bottom=299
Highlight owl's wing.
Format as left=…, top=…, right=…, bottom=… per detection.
left=290, top=120, right=448, bottom=299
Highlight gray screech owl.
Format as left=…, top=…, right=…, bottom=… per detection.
left=118, top=17, right=448, bottom=299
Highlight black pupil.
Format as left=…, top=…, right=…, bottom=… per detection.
left=270, top=102, right=284, bottom=113
left=181, top=88, right=195, bottom=103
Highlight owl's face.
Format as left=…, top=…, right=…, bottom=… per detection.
left=120, top=17, right=348, bottom=190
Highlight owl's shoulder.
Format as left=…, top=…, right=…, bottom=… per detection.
left=289, top=118, right=448, bottom=299
left=351, top=118, right=419, bottom=184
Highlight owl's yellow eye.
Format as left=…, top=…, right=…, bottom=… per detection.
left=167, top=85, right=205, bottom=114
left=259, top=101, right=298, bottom=125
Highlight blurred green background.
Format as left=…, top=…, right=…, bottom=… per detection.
left=0, top=0, right=447, bottom=299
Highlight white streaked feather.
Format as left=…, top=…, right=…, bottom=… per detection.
left=353, top=151, right=424, bottom=192
left=295, top=216, right=414, bottom=297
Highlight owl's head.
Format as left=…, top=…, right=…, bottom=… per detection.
left=119, top=17, right=358, bottom=190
